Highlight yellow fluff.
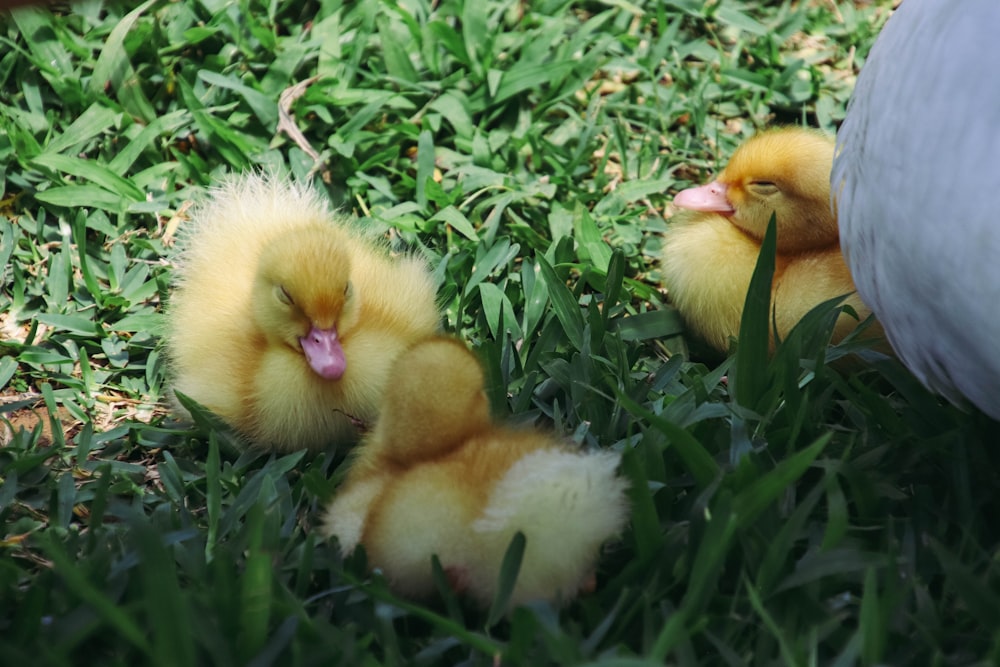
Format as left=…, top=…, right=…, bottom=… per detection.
left=661, top=127, right=878, bottom=353
left=320, top=337, right=629, bottom=609
left=166, top=173, right=441, bottom=450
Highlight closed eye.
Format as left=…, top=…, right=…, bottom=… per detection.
left=276, top=285, right=294, bottom=306
left=748, top=181, right=779, bottom=196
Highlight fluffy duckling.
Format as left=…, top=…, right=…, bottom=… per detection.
left=320, top=337, right=629, bottom=609
left=166, top=173, right=441, bottom=450
left=661, top=127, right=877, bottom=353
left=833, top=0, right=1000, bottom=419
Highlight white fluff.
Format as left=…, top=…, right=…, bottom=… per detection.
left=467, top=448, right=630, bottom=607
left=832, top=0, right=1000, bottom=419
left=321, top=475, right=387, bottom=554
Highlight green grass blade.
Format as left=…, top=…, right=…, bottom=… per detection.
left=602, top=248, right=626, bottom=324
left=859, top=567, right=885, bottom=665
left=205, top=433, right=221, bottom=563
left=240, top=504, right=274, bottom=661
left=38, top=103, right=118, bottom=156
left=930, top=539, right=1000, bottom=630
left=537, top=253, right=585, bottom=352
left=131, top=520, right=197, bottom=667
left=732, top=214, right=777, bottom=408
left=88, top=0, right=158, bottom=122
left=619, top=445, right=662, bottom=562
left=39, top=534, right=151, bottom=654
left=732, top=432, right=830, bottom=529
left=416, top=128, right=435, bottom=210
left=486, top=531, right=526, bottom=627
left=745, top=578, right=797, bottom=665
left=617, top=390, right=720, bottom=487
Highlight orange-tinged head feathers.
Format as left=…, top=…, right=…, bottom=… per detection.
left=720, top=127, right=836, bottom=251
left=676, top=127, right=837, bottom=253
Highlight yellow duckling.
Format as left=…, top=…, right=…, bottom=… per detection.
left=166, top=173, right=441, bottom=450
left=320, top=337, right=629, bottom=609
left=661, top=127, right=877, bottom=353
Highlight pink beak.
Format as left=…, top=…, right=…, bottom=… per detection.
left=300, top=325, right=346, bottom=380
left=673, top=181, right=734, bottom=214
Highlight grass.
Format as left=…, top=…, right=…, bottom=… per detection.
left=1, top=0, right=999, bottom=664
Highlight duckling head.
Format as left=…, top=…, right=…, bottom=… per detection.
left=375, top=337, right=492, bottom=466
left=252, top=226, right=359, bottom=380
left=674, top=128, right=837, bottom=253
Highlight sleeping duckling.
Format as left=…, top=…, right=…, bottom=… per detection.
left=661, top=127, right=877, bottom=354
left=320, top=337, right=629, bottom=609
left=166, top=173, right=441, bottom=451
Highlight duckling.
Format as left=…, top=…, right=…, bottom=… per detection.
left=833, top=0, right=1000, bottom=419
left=320, top=337, right=629, bottom=609
left=661, top=127, right=877, bottom=354
left=166, top=173, right=441, bottom=451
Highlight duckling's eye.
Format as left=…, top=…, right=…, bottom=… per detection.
left=749, top=181, right=779, bottom=196
left=275, top=285, right=295, bottom=306
left=344, top=281, right=353, bottom=299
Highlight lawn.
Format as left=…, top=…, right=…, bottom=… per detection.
left=2, top=0, right=1000, bottom=665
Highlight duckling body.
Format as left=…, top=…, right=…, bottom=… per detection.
left=321, top=337, right=628, bottom=608
left=661, top=128, right=875, bottom=353
left=833, top=0, right=1000, bottom=418
left=166, top=173, right=440, bottom=450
